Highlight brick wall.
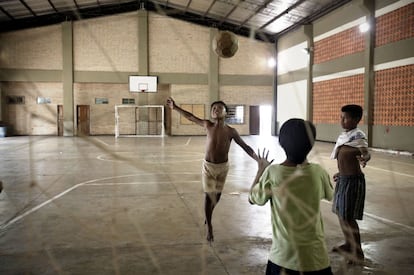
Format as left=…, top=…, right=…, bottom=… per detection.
left=74, top=83, right=170, bottom=135
left=1, top=82, right=63, bottom=135
left=313, top=74, right=364, bottom=124
left=373, top=3, right=414, bottom=128
left=0, top=25, right=62, bottom=70
left=374, top=65, right=414, bottom=126
left=73, top=13, right=138, bottom=72
left=314, top=27, right=365, bottom=64
left=375, top=3, right=414, bottom=47
left=149, top=14, right=210, bottom=74
left=313, top=3, right=413, bottom=130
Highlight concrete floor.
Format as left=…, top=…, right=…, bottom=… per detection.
left=0, top=135, right=413, bottom=275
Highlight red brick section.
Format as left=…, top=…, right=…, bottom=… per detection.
left=314, top=27, right=365, bottom=64
left=374, top=65, right=414, bottom=126
left=375, top=3, right=414, bottom=47
left=313, top=75, right=364, bottom=124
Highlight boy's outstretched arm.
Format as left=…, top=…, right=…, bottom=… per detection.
left=357, top=147, right=371, bottom=168
left=232, top=129, right=258, bottom=160
left=166, top=97, right=206, bottom=127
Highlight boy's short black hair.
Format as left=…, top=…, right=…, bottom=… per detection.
left=341, top=104, right=363, bottom=122
left=279, top=118, right=316, bottom=164
left=211, top=101, right=228, bottom=112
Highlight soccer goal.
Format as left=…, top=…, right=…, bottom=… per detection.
left=115, top=105, right=164, bottom=138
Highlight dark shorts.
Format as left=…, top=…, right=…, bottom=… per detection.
left=265, top=261, right=333, bottom=275
left=332, top=174, right=365, bottom=220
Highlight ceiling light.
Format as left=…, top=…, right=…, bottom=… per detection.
left=359, top=22, right=370, bottom=33
left=267, top=57, right=276, bottom=68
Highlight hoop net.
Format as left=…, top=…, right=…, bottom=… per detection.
left=115, top=105, right=164, bottom=138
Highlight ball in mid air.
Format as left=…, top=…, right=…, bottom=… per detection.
left=212, top=31, right=239, bottom=58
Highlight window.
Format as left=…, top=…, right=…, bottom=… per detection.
left=122, top=98, right=135, bottom=104
left=180, top=104, right=204, bottom=125
left=6, top=96, right=25, bottom=104
left=37, top=97, right=51, bottom=104
left=226, top=105, right=244, bottom=124
left=95, top=98, right=108, bottom=104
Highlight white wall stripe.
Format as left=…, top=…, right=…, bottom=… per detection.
left=315, top=0, right=413, bottom=42
left=312, top=58, right=414, bottom=83
left=314, top=17, right=366, bottom=42
left=313, top=68, right=364, bottom=82
left=374, top=57, right=414, bottom=71
left=376, top=0, right=414, bottom=17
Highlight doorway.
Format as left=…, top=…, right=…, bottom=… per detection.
left=259, top=105, right=272, bottom=136
left=249, top=106, right=260, bottom=135
left=57, top=105, right=63, bottom=136
left=249, top=105, right=272, bottom=136
left=77, top=105, right=90, bottom=136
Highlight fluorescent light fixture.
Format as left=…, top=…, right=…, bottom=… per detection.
left=359, top=22, right=370, bottom=33
left=267, top=57, right=276, bottom=68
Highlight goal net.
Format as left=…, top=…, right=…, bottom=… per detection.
left=115, top=105, right=164, bottom=138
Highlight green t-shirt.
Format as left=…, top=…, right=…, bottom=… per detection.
left=249, top=163, right=333, bottom=272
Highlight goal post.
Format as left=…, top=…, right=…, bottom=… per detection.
left=115, top=105, right=165, bottom=138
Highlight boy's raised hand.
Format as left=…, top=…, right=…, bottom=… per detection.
left=166, top=97, right=175, bottom=109
left=356, top=154, right=370, bottom=168
left=256, top=148, right=274, bottom=171
left=357, top=149, right=371, bottom=168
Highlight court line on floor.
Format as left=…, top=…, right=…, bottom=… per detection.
left=185, top=137, right=192, bottom=146
left=0, top=173, right=200, bottom=231
left=0, top=183, right=82, bottom=231
left=322, top=200, right=414, bottom=232
left=320, top=156, right=414, bottom=178
left=364, top=165, right=414, bottom=178
left=93, top=137, right=111, bottom=147
left=2, top=172, right=412, bottom=234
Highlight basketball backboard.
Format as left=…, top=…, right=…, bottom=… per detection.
left=129, top=76, right=157, bottom=92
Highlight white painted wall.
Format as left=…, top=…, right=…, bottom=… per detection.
left=277, top=80, right=308, bottom=130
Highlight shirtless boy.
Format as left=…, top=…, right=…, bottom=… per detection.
left=166, top=97, right=257, bottom=242
left=331, top=104, right=371, bottom=263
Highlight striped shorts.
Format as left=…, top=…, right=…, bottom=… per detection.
left=332, top=174, right=365, bottom=220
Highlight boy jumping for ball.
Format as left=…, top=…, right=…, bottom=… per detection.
left=166, top=97, right=257, bottom=243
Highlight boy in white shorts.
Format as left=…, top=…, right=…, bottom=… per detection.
left=167, top=97, right=257, bottom=243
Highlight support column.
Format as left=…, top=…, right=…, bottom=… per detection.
left=304, top=24, right=314, bottom=122
left=62, top=21, right=74, bottom=136
left=209, top=28, right=219, bottom=105
left=138, top=9, right=149, bottom=106
left=272, top=42, right=278, bottom=135
left=362, top=0, right=375, bottom=146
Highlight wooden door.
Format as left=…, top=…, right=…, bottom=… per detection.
left=57, top=105, right=64, bottom=136
left=249, top=105, right=260, bottom=135
left=77, top=105, right=90, bottom=136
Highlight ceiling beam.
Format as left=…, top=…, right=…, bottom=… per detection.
left=276, top=0, right=352, bottom=38
left=219, top=0, right=243, bottom=25
left=259, top=0, right=307, bottom=31
left=47, top=0, right=59, bottom=13
left=184, top=0, right=192, bottom=13
left=19, top=0, right=37, bottom=16
left=0, top=6, right=15, bottom=20
left=203, top=0, right=217, bottom=17
left=237, top=0, right=273, bottom=29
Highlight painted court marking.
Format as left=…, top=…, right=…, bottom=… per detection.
left=1, top=166, right=413, bottom=233
left=0, top=172, right=198, bottom=231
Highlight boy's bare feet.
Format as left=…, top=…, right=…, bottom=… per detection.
left=347, top=251, right=364, bottom=265
left=333, top=244, right=364, bottom=264
left=332, top=244, right=351, bottom=253
left=204, top=220, right=214, bottom=243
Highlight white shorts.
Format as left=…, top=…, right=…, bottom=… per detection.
left=202, top=160, right=229, bottom=193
